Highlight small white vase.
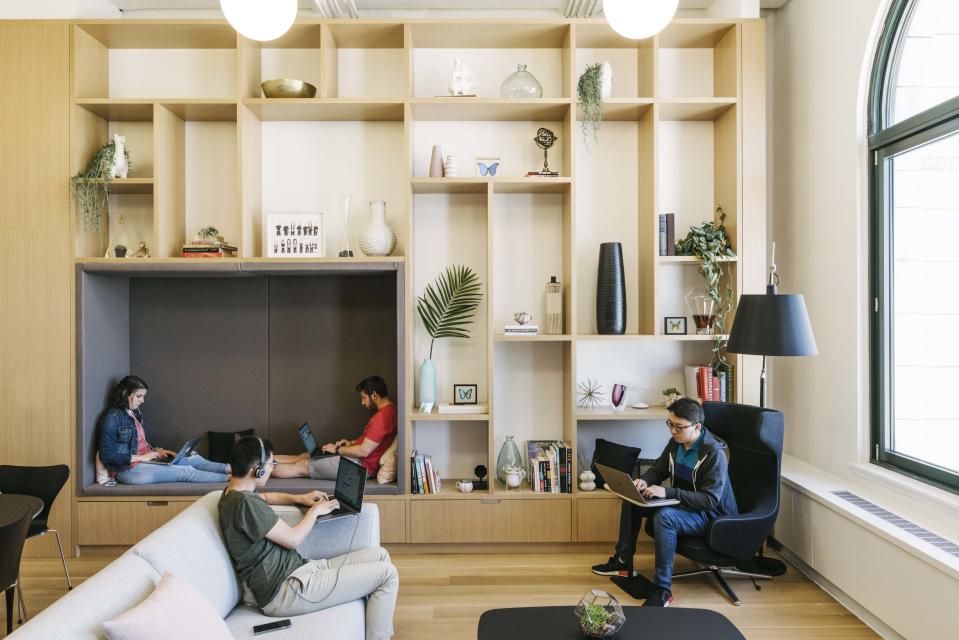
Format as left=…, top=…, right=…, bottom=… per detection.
left=444, top=155, right=460, bottom=177
left=600, top=61, right=613, bottom=100
left=358, top=201, right=396, bottom=257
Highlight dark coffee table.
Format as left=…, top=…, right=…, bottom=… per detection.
left=478, top=606, right=745, bottom=639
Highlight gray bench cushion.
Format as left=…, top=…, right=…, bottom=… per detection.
left=80, top=478, right=400, bottom=497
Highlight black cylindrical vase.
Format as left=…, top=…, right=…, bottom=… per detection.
left=596, top=242, right=626, bottom=334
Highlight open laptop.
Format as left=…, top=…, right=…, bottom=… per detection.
left=143, top=436, right=202, bottom=466
left=314, top=457, right=367, bottom=524
left=298, top=422, right=337, bottom=460
left=595, top=463, right=680, bottom=508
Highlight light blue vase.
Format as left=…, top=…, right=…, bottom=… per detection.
left=418, top=358, right=436, bottom=408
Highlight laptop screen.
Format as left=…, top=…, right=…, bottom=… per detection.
left=334, top=458, right=366, bottom=511
left=298, top=423, right=319, bottom=457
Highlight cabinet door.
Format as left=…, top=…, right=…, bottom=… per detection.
left=576, top=496, right=654, bottom=542
left=410, top=499, right=571, bottom=543
left=77, top=501, right=193, bottom=546
left=366, top=498, right=407, bottom=543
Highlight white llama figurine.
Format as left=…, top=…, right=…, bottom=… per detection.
left=448, top=58, right=478, bottom=96
left=110, top=134, right=129, bottom=179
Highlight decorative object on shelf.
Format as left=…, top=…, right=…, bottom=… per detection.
left=596, top=242, right=626, bottom=334
left=631, top=402, right=649, bottom=410
left=113, top=244, right=127, bottom=258
left=260, top=78, right=316, bottom=99
left=416, top=264, right=483, bottom=410
left=133, top=241, right=150, bottom=259
left=575, top=589, right=626, bottom=639
left=577, top=63, right=608, bottom=144
left=513, top=312, right=531, bottom=325
left=528, top=127, right=559, bottom=177
left=429, top=145, right=445, bottom=177
left=104, top=212, right=134, bottom=259
left=503, top=465, right=526, bottom=490
left=604, top=0, right=679, bottom=40
left=71, top=136, right=133, bottom=233
left=456, top=479, right=473, bottom=494
left=337, top=194, right=353, bottom=257
left=444, top=155, right=460, bottom=177
left=600, top=61, right=613, bottom=100
left=611, top=384, right=628, bottom=411
left=109, top=134, right=129, bottom=179
left=726, top=242, right=818, bottom=407
left=475, top=157, right=500, bottom=177
left=453, top=383, right=478, bottom=405
left=545, top=276, right=563, bottom=335
left=183, top=226, right=237, bottom=258
left=504, top=321, right=538, bottom=335
left=265, top=213, right=324, bottom=257
left=220, top=0, right=296, bottom=42
left=662, top=387, right=682, bottom=406
left=448, top=58, right=479, bottom=96
left=686, top=289, right=716, bottom=335
left=578, top=469, right=596, bottom=491
left=474, top=464, right=489, bottom=490
left=664, top=316, right=687, bottom=335
left=496, top=435, right=522, bottom=484
left=499, top=63, right=543, bottom=98
left=577, top=378, right=605, bottom=409
left=358, top=200, right=396, bottom=257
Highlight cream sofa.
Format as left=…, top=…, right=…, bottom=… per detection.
left=10, top=491, right=380, bottom=639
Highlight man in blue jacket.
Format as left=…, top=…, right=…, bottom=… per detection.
left=591, top=397, right=737, bottom=607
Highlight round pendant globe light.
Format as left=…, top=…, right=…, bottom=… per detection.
left=604, top=0, right=680, bottom=40
left=220, top=0, right=297, bottom=42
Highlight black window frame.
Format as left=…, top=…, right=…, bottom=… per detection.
left=869, top=0, right=959, bottom=494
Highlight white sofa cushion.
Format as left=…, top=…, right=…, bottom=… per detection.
left=8, top=552, right=160, bottom=640
left=132, top=491, right=242, bottom=618
left=224, top=600, right=366, bottom=640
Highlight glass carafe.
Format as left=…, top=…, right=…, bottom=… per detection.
left=496, top=435, right=523, bottom=483
left=500, top=64, right=543, bottom=98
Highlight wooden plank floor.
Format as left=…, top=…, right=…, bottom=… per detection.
left=6, top=545, right=879, bottom=639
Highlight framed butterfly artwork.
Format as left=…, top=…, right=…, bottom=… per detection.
left=664, top=316, right=687, bottom=335
left=453, top=383, right=478, bottom=405
left=475, top=157, right=501, bottom=177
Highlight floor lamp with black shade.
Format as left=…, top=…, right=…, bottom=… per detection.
left=726, top=244, right=817, bottom=407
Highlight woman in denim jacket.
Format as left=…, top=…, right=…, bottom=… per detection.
left=98, top=375, right=230, bottom=484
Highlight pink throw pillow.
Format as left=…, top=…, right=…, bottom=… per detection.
left=102, top=572, right=232, bottom=640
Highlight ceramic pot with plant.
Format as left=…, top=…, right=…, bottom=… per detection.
left=662, top=387, right=682, bottom=406
left=577, top=62, right=610, bottom=145
left=71, top=136, right=133, bottom=234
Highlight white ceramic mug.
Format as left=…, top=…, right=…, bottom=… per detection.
left=456, top=480, right=473, bottom=493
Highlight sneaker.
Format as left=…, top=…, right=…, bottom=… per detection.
left=591, top=556, right=637, bottom=578
left=643, top=586, right=674, bottom=607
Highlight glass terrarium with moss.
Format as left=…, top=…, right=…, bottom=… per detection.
left=575, top=589, right=626, bottom=639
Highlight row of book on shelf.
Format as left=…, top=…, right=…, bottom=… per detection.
left=410, top=450, right=441, bottom=494
left=527, top=440, right=573, bottom=493
left=685, top=363, right=735, bottom=404
left=658, top=213, right=676, bottom=256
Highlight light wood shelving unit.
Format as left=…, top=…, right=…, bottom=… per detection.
left=63, top=17, right=765, bottom=546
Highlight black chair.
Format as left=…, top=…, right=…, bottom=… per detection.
left=0, top=464, right=73, bottom=623
left=1, top=504, right=34, bottom=635
left=645, top=401, right=784, bottom=605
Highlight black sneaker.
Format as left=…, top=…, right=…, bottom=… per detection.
left=591, top=556, right=637, bottom=578
left=643, top=586, right=674, bottom=607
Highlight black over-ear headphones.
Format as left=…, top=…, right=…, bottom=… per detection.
left=255, top=437, right=267, bottom=479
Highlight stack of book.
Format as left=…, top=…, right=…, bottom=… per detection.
left=526, top=440, right=572, bottom=493
left=504, top=324, right=539, bottom=336
left=690, top=363, right=735, bottom=403
left=180, top=241, right=238, bottom=258
left=410, top=450, right=441, bottom=494
left=658, top=213, right=676, bottom=256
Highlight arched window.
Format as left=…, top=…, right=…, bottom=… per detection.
left=870, top=0, right=959, bottom=492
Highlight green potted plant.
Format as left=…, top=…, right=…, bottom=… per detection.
left=415, top=264, right=483, bottom=411
left=577, top=63, right=607, bottom=144
left=71, top=138, right=132, bottom=233
left=662, top=387, right=682, bottom=406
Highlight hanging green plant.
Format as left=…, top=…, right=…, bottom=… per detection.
left=577, top=63, right=604, bottom=144
left=70, top=140, right=131, bottom=233
left=675, top=206, right=736, bottom=362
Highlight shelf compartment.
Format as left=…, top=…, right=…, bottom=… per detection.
left=75, top=99, right=154, bottom=121
left=576, top=406, right=669, bottom=421
left=244, top=99, right=405, bottom=121
left=659, top=98, right=737, bottom=121
left=658, top=22, right=738, bottom=99
left=494, top=334, right=572, bottom=342
left=409, top=22, right=570, bottom=48
left=658, top=22, right=737, bottom=49
left=577, top=98, right=653, bottom=122
left=410, top=98, right=571, bottom=121
left=76, top=21, right=237, bottom=49
left=159, top=100, right=238, bottom=122
left=80, top=178, right=155, bottom=195
left=411, top=177, right=571, bottom=194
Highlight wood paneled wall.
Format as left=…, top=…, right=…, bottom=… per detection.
left=0, top=23, right=73, bottom=557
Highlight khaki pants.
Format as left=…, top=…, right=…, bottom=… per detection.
left=263, top=546, right=398, bottom=640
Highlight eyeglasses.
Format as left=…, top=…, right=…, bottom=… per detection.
left=665, top=420, right=698, bottom=432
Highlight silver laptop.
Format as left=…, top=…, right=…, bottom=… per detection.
left=314, top=457, right=367, bottom=524
left=143, top=436, right=202, bottom=466
left=595, top=463, right=680, bottom=508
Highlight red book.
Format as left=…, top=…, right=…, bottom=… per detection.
left=697, top=367, right=710, bottom=403
left=180, top=252, right=222, bottom=258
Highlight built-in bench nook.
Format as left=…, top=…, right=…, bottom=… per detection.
left=76, top=260, right=406, bottom=497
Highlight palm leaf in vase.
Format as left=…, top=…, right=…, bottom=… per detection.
left=416, top=264, right=483, bottom=358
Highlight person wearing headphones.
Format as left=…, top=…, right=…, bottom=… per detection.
left=218, top=436, right=399, bottom=639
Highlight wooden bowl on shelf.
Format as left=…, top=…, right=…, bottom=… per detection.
left=261, top=79, right=317, bottom=99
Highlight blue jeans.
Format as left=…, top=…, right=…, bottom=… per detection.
left=614, top=503, right=713, bottom=591
left=116, top=454, right=229, bottom=484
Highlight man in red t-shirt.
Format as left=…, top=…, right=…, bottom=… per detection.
left=273, top=376, right=396, bottom=480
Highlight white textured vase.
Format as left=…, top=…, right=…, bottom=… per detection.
left=358, top=200, right=396, bottom=257
left=444, top=155, right=460, bottom=177
left=600, top=61, right=613, bottom=100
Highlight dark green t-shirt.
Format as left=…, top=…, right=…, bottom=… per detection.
left=218, top=490, right=306, bottom=608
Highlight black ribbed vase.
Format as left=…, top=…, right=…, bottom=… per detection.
left=596, top=242, right=626, bottom=334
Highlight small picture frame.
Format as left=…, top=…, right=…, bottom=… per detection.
left=265, top=212, right=325, bottom=258
left=474, top=157, right=501, bottom=177
left=664, top=316, right=688, bottom=335
left=453, top=383, right=478, bottom=405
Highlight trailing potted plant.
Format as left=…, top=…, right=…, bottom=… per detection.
left=675, top=206, right=736, bottom=366
left=71, top=137, right=132, bottom=234
left=415, top=264, right=483, bottom=411
left=577, top=62, right=611, bottom=144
